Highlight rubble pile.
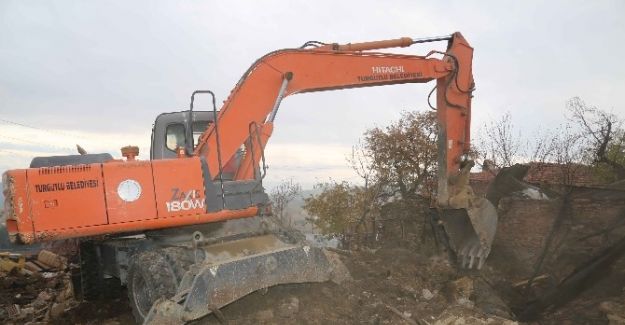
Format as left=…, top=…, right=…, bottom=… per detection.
left=1, top=199, right=620, bottom=324
left=197, top=242, right=519, bottom=325
left=0, top=250, right=76, bottom=324
left=600, top=289, right=625, bottom=325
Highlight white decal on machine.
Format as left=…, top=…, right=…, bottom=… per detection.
left=371, top=66, right=404, bottom=74
left=166, top=188, right=204, bottom=212
left=117, top=179, right=142, bottom=202
left=357, top=65, right=421, bottom=82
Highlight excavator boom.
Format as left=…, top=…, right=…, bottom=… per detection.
left=194, top=33, right=474, bottom=192
left=190, top=32, right=494, bottom=267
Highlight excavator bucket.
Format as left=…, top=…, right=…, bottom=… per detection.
left=439, top=198, right=498, bottom=269
left=435, top=159, right=500, bottom=270
left=438, top=164, right=543, bottom=269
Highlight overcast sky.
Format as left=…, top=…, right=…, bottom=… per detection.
left=1, top=1, right=624, bottom=188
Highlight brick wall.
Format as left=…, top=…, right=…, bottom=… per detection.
left=490, top=198, right=558, bottom=276
left=524, top=162, right=603, bottom=187
left=466, top=162, right=624, bottom=280
left=470, top=162, right=605, bottom=189
left=489, top=188, right=625, bottom=280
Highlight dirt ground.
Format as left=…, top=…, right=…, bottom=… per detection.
left=2, top=218, right=623, bottom=324
left=194, top=241, right=516, bottom=325
left=2, top=236, right=519, bottom=325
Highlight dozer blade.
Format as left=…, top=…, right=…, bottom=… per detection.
left=142, top=234, right=349, bottom=324
left=439, top=197, right=498, bottom=270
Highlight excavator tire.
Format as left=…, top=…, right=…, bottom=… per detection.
left=159, top=247, right=196, bottom=284
left=79, top=240, right=104, bottom=300
left=127, top=250, right=179, bottom=324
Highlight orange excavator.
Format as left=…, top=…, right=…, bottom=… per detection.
left=2, top=32, right=497, bottom=323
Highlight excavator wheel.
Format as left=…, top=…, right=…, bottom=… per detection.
left=127, top=250, right=179, bottom=324
left=79, top=240, right=104, bottom=300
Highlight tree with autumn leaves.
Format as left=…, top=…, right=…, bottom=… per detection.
left=304, top=111, right=438, bottom=240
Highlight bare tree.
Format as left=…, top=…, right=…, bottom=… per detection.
left=475, top=110, right=589, bottom=194
left=567, top=97, right=625, bottom=181
left=478, top=98, right=625, bottom=187
left=478, top=112, right=555, bottom=164
left=269, top=178, right=302, bottom=227
left=548, top=123, right=585, bottom=186
left=528, top=129, right=559, bottom=164
left=478, top=112, right=523, bottom=168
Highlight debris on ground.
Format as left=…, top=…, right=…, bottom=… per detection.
left=0, top=252, right=26, bottom=275
left=0, top=249, right=76, bottom=324
left=2, top=234, right=520, bottom=325
left=276, top=296, right=300, bottom=318
left=600, top=297, right=625, bottom=325
left=2, top=186, right=623, bottom=325
left=190, top=239, right=519, bottom=325
left=422, top=288, right=435, bottom=301
left=429, top=306, right=518, bottom=325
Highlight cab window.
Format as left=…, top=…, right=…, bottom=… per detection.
left=165, top=121, right=210, bottom=152
left=192, top=121, right=209, bottom=146
left=165, top=124, right=185, bottom=151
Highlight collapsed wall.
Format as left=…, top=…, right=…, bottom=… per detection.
left=490, top=186, right=625, bottom=281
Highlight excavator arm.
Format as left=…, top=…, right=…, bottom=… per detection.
left=191, top=32, right=495, bottom=268
left=195, top=32, right=473, bottom=209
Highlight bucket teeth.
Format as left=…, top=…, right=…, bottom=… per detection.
left=457, top=244, right=490, bottom=270
left=438, top=197, right=498, bottom=270
left=477, top=248, right=488, bottom=269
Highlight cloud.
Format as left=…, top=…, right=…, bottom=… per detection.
left=0, top=123, right=149, bottom=175
left=1, top=0, right=624, bottom=189
left=0, top=121, right=356, bottom=189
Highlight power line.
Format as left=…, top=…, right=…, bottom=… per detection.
left=0, top=117, right=81, bottom=138
left=0, top=148, right=37, bottom=158
left=269, top=165, right=350, bottom=171
left=0, top=134, right=74, bottom=152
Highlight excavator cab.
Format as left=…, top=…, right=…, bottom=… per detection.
left=150, top=110, right=244, bottom=180
left=150, top=111, right=214, bottom=160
